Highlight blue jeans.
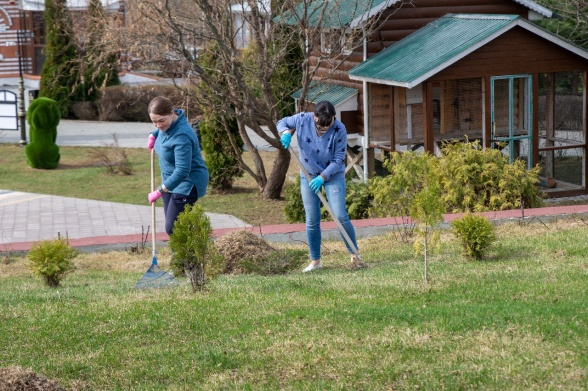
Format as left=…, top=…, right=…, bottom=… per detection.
left=300, top=175, right=358, bottom=261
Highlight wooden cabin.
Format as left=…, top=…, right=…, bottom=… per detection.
left=281, top=0, right=588, bottom=197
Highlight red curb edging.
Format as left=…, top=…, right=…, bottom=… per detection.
left=3, top=204, right=588, bottom=253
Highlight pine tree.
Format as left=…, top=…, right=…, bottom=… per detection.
left=39, top=0, right=80, bottom=118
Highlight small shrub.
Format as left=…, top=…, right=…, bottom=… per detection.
left=169, top=204, right=222, bottom=291
left=28, top=238, right=78, bottom=287
left=451, top=214, right=496, bottom=260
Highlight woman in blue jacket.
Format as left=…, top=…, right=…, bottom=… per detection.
left=277, top=100, right=358, bottom=272
left=146, top=96, right=209, bottom=235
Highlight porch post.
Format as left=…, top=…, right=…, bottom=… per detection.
left=545, top=73, right=555, bottom=182
left=483, top=76, right=491, bottom=149
left=423, top=82, right=434, bottom=154
left=362, top=80, right=371, bottom=180
left=422, top=82, right=435, bottom=155
left=532, top=73, right=539, bottom=173
left=584, top=70, right=588, bottom=190
left=362, top=36, right=370, bottom=181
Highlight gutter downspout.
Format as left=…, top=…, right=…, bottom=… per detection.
left=362, top=36, right=369, bottom=182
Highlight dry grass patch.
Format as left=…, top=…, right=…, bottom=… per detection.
left=214, top=230, right=305, bottom=275
left=0, top=366, right=65, bottom=391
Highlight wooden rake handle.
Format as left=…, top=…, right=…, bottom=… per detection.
left=151, top=148, right=156, bottom=256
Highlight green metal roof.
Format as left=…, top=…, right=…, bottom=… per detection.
left=274, top=0, right=553, bottom=29
left=275, top=0, right=392, bottom=29
left=349, top=13, right=588, bottom=88
left=348, top=14, right=522, bottom=88
left=292, top=81, right=358, bottom=105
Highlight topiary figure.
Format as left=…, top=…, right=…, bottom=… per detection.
left=25, top=97, right=61, bottom=169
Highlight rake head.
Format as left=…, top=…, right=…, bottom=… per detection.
left=135, top=255, right=177, bottom=289
left=348, top=254, right=369, bottom=271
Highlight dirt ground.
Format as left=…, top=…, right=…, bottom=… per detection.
left=0, top=366, right=66, bottom=391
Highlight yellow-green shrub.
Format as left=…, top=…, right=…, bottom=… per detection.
left=28, top=239, right=77, bottom=287
left=451, top=214, right=496, bottom=260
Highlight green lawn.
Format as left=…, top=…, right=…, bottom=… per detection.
left=1, top=220, right=587, bottom=390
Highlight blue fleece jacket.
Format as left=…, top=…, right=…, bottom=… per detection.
left=277, top=112, right=347, bottom=181
left=151, top=109, right=209, bottom=198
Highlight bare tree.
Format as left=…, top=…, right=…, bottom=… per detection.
left=536, top=1, right=588, bottom=48
left=123, top=0, right=403, bottom=199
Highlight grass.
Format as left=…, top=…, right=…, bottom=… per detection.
left=1, top=141, right=587, bottom=389
left=0, top=144, right=298, bottom=226
left=1, top=219, right=588, bottom=389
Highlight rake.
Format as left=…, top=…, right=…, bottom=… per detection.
left=288, top=145, right=368, bottom=269
left=135, top=148, right=176, bottom=289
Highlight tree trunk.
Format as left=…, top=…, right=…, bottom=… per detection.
left=263, top=148, right=291, bottom=199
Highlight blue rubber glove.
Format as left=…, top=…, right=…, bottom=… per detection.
left=309, top=176, right=325, bottom=193
left=280, top=132, right=292, bottom=149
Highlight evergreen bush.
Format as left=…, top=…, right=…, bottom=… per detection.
left=168, top=204, right=223, bottom=291
left=440, top=140, right=543, bottom=212
left=198, top=116, right=243, bottom=191
left=370, top=142, right=544, bottom=217
left=28, top=238, right=77, bottom=287
left=451, top=214, right=496, bottom=260
left=284, top=176, right=305, bottom=223
left=197, top=42, right=244, bottom=191
left=25, top=97, right=61, bottom=169
left=39, top=0, right=80, bottom=118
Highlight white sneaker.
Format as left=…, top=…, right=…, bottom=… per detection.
left=302, top=262, right=322, bottom=273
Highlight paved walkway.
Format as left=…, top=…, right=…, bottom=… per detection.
left=2, top=120, right=588, bottom=253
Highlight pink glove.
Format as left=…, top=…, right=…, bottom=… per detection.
left=148, top=190, right=162, bottom=203
left=147, top=134, right=156, bottom=150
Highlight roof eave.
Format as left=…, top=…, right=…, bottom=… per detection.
left=513, top=0, right=553, bottom=18
left=348, top=0, right=400, bottom=29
